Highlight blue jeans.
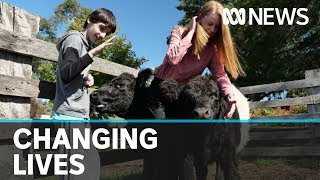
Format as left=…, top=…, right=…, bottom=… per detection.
left=51, top=112, right=100, bottom=180
left=51, top=111, right=89, bottom=122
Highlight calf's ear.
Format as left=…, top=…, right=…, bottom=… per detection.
left=135, top=68, right=155, bottom=88
left=160, top=80, right=183, bottom=103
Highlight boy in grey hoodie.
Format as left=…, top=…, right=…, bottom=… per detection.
left=52, top=8, right=116, bottom=180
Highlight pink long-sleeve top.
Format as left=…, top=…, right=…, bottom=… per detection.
left=155, top=26, right=233, bottom=97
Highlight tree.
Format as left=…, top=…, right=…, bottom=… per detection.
left=176, top=0, right=320, bottom=100
left=231, top=0, right=320, bottom=87
left=177, top=0, right=232, bottom=25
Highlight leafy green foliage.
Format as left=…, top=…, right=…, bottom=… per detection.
left=177, top=0, right=232, bottom=25
left=68, top=7, right=93, bottom=31
left=250, top=105, right=307, bottom=117
left=232, top=0, right=320, bottom=88
left=99, top=36, right=148, bottom=69
left=176, top=0, right=320, bottom=93
left=32, top=58, right=57, bottom=83
left=38, top=18, right=57, bottom=42
left=177, top=0, right=207, bottom=25
left=37, top=0, right=81, bottom=42
left=30, top=98, right=53, bottom=118
left=91, top=36, right=148, bottom=87
left=54, top=0, right=80, bottom=25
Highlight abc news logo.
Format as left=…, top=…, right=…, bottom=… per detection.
left=223, top=8, right=309, bottom=25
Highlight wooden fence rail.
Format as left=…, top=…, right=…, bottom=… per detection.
left=249, top=94, right=320, bottom=109
left=0, top=29, right=139, bottom=77
left=239, top=78, right=320, bottom=95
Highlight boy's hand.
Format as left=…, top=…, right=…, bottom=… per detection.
left=84, top=74, right=94, bottom=87
left=88, top=36, right=116, bottom=58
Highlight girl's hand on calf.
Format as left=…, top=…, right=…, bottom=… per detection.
left=224, top=94, right=237, bottom=119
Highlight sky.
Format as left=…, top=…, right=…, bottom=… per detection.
left=3, top=0, right=184, bottom=69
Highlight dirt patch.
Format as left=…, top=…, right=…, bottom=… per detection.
left=101, top=160, right=143, bottom=180
left=233, top=159, right=320, bottom=180
left=101, top=159, right=320, bottom=180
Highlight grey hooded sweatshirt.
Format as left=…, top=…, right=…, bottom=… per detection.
left=53, top=30, right=93, bottom=118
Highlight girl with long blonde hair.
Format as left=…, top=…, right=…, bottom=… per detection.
left=152, top=0, right=245, bottom=119
left=190, top=0, right=245, bottom=79
left=143, top=2, right=246, bottom=179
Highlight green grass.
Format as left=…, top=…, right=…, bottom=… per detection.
left=242, top=158, right=320, bottom=169
left=37, top=158, right=319, bottom=179
left=243, top=158, right=289, bottom=166
left=100, top=169, right=142, bottom=180
left=37, top=176, right=58, bottom=180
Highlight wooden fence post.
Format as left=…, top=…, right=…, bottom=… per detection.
left=305, top=69, right=320, bottom=140
left=0, top=1, right=40, bottom=119
left=0, top=2, right=39, bottom=179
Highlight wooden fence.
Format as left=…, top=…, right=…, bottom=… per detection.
left=0, top=2, right=320, bottom=179
left=238, top=72, right=320, bottom=157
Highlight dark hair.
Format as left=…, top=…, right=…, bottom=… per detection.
left=83, top=8, right=117, bottom=33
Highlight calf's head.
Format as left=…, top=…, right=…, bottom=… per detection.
left=90, top=68, right=154, bottom=117
left=179, top=76, right=226, bottom=119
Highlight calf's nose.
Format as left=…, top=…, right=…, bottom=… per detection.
left=193, top=107, right=211, bottom=119
left=90, top=91, right=98, bottom=100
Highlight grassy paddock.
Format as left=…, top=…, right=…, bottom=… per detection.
left=35, top=158, right=319, bottom=179
left=100, top=158, right=320, bottom=180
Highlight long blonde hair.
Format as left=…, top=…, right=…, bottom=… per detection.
left=186, top=0, right=245, bottom=79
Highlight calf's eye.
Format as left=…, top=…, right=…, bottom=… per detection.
left=210, top=95, right=218, bottom=100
